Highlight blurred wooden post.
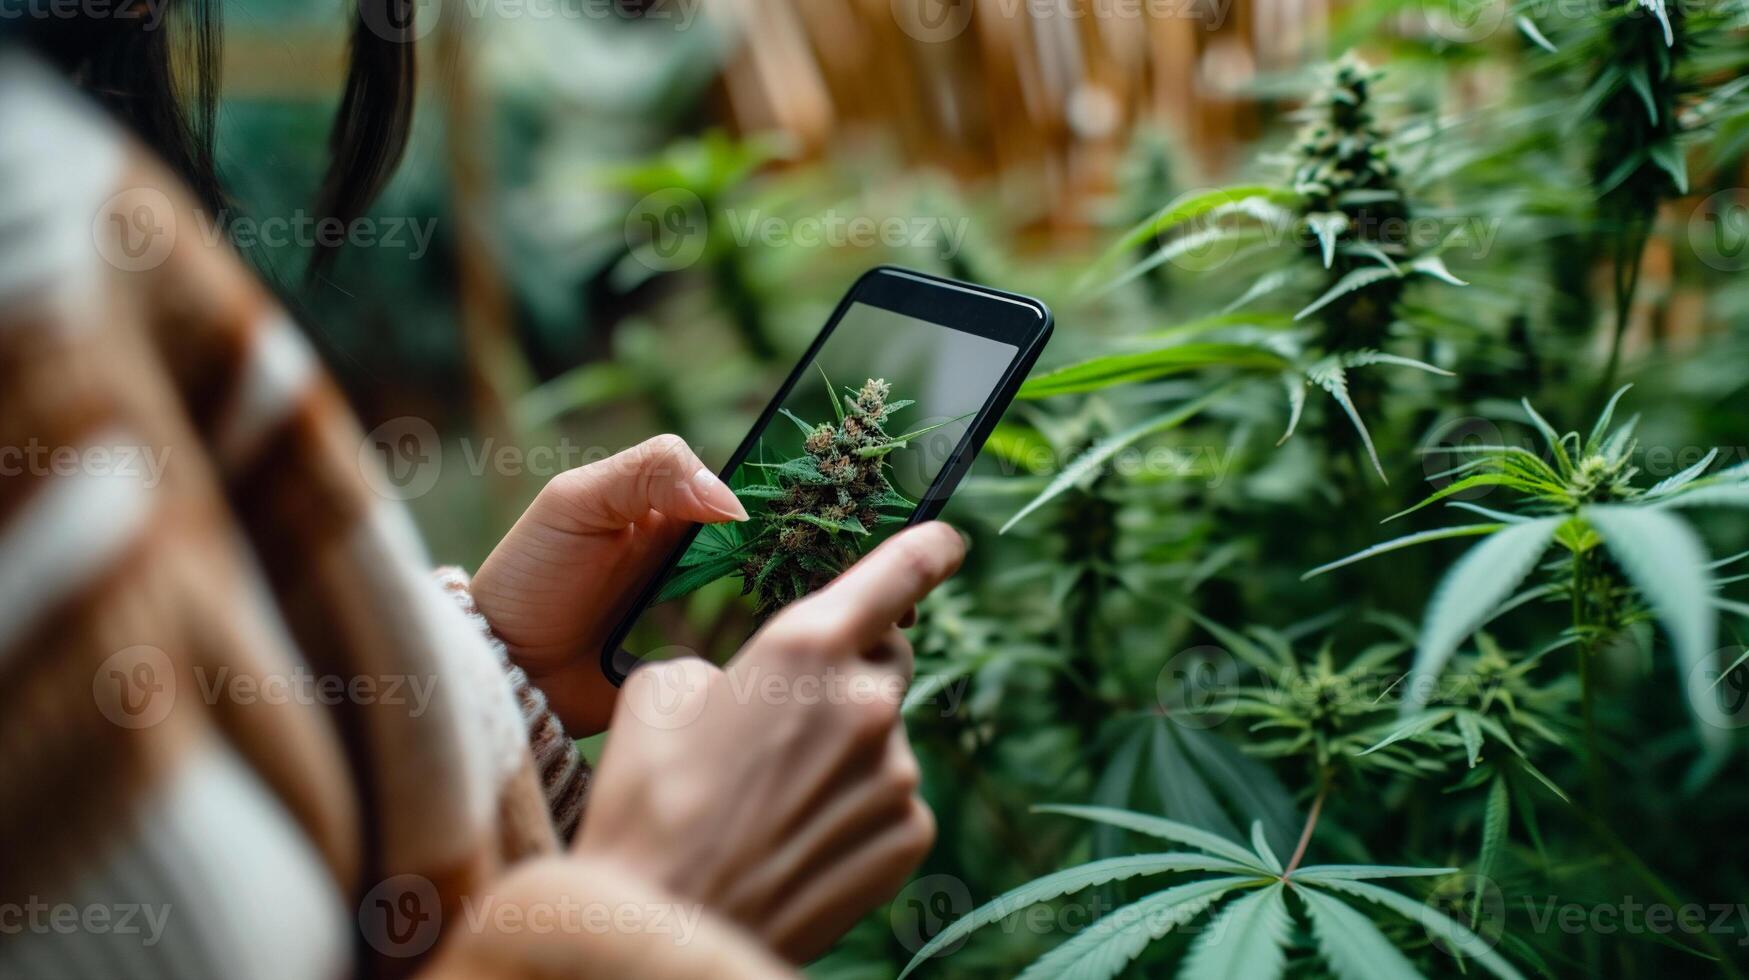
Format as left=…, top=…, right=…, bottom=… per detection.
left=435, top=4, right=529, bottom=514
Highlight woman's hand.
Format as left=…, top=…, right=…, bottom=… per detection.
left=574, top=524, right=964, bottom=963
left=471, top=435, right=747, bottom=734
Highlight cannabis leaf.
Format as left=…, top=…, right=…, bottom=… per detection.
left=898, top=806, right=1524, bottom=980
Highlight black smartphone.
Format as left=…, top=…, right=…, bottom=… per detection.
left=601, top=266, right=1052, bottom=685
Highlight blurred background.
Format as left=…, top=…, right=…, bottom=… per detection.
left=219, top=0, right=1471, bottom=562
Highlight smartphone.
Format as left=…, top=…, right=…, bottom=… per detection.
left=602, top=266, right=1053, bottom=685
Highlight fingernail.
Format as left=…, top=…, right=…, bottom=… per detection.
left=691, top=467, right=749, bottom=521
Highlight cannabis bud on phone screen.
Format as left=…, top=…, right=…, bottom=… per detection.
left=602, top=267, right=1051, bottom=684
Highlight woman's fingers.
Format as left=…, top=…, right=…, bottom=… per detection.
left=761, top=797, right=937, bottom=963
left=773, top=523, right=964, bottom=651
left=545, top=434, right=747, bottom=532
left=726, top=725, right=919, bottom=912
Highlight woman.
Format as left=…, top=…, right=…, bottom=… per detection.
left=0, top=5, right=957, bottom=977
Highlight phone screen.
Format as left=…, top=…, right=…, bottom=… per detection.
left=608, top=298, right=1022, bottom=671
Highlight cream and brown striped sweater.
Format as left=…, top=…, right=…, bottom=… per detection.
left=0, top=49, right=790, bottom=980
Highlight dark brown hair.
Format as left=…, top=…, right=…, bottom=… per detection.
left=24, top=0, right=417, bottom=277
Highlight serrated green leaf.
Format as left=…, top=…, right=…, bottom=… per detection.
left=1032, top=804, right=1269, bottom=870
left=1018, top=345, right=1286, bottom=399
left=895, top=859, right=1256, bottom=980
left=1516, top=15, right=1557, bottom=52
left=1411, top=254, right=1468, bottom=286
left=1474, top=775, right=1510, bottom=924
left=1308, top=361, right=1386, bottom=481
left=1311, top=879, right=1526, bottom=980
left=1296, top=266, right=1398, bottom=321
left=1015, top=877, right=1252, bottom=980
left=1457, top=711, right=1484, bottom=767
left=1583, top=505, right=1724, bottom=739
left=1586, top=384, right=1633, bottom=453
left=1153, top=722, right=1243, bottom=842
left=1407, top=518, right=1562, bottom=714
left=1305, top=525, right=1507, bottom=580
left=1293, top=865, right=1457, bottom=882
left=1001, top=387, right=1226, bottom=533
left=1646, top=448, right=1719, bottom=497
left=1278, top=374, right=1307, bottom=446
left=1250, top=821, right=1284, bottom=875
left=1360, top=709, right=1457, bottom=755
left=1299, top=887, right=1426, bottom=980
left=1307, top=212, right=1350, bottom=268
left=1181, top=884, right=1291, bottom=980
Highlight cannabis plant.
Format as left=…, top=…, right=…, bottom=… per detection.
left=1027, top=55, right=1466, bottom=485
left=659, top=374, right=966, bottom=617
left=1307, top=387, right=1749, bottom=748
left=899, top=806, right=1524, bottom=980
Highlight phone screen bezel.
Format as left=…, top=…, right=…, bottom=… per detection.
left=600, top=265, right=1053, bottom=686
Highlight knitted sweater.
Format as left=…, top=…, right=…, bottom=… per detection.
left=0, top=48, right=789, bottom=980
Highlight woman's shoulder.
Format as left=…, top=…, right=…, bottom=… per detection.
left=0, top=47, right=129, bottom=306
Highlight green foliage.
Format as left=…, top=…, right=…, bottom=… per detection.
left=499, top=10, right=1749, bottom=978
left=1310, top=389, right=1748, bottom=741
left=900, top=807, right=1524, bottom=980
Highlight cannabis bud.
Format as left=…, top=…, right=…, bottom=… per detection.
left=740, top=377, right=912, bottom=618
left=1289, top=54, right=1399, bottom=214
